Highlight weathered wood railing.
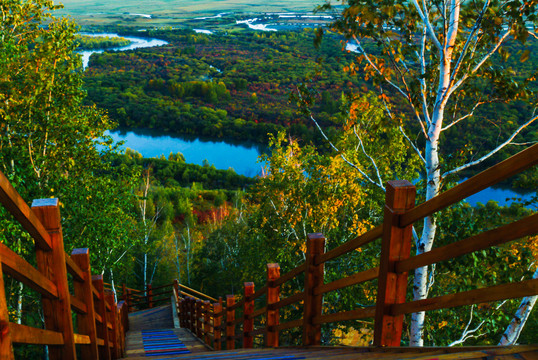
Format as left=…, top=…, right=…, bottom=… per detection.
left=173, top=143, right=538, bottom=349
left=0, top=172, right=128, bottom=359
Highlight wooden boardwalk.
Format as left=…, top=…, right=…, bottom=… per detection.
left=121, top=303, right=538, bottom=360
left=122, top=304, right=210, bottom=359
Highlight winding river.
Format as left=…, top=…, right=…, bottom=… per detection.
left=85, top=33, right=533, bottom=206
left=78, top=33, right=168, bottom=69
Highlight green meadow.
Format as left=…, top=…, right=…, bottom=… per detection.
left=54, top=0, right=326, bottom=26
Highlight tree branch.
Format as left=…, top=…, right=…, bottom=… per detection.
left=353, top=125, right=384, bottom=188
left=310, top=114, right=385, bottom=190
left=450, top=30, right=511, bottom=96
left=442, top=114, right=538, bottom=178
left=399, top=125, right=426, bottom=165
left=412, top=0, right=443, bottom=51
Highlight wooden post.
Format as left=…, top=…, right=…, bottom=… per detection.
left=196, top=299, right=202, bottom=338
left=203, top=300, right=211, bottom=345
left=302, top=233, right=325, bottom=346
left=190, top=297, right=196, bottom=332
left=226, top=295, right=235, bottom=350
left=122, top=284, right=127, bottom=302
left=180, top=298, right=186, bottom=328
left=173, top=279, right=180, bottom=324
left=266, top=263, right=280, bottom=348
left=71, top=248, right=99, bottom=360
left=373, top=180, right=415, bottom=346
left=243, top=282, right=254, bottom=348
left=93, top=275, right=112, bottom=360
left=147, top=284, right=154, bottom=309
left=106, top=292, right=120, bottom=359
left=126, top=289, right=132, bottom=312
left=117, top=301, right=127, bottom=355
left=0, top=251, right=14, bottom=360
left=32, top=198, right=76, bottom=360
left=213, top=302, right=222, bottom=350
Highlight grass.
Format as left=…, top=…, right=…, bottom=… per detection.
left=54, top=0, right=326, bottom=26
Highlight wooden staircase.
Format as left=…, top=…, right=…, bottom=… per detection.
left=0, top=143, right=537, bottom=359
left=119, top=301, right=538, bottom=359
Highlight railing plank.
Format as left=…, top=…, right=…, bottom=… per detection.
left=273, top=264, right=306, bottom=287
left=0, top=171, right=52, bottom=250
left=314, top=267, right=379, bottom=296
left=397, top=213, right=538, bottom=273
left=316, top=226, right=383, bottom=265
left=74, top=333, right=91, bottom=345
left=9, top=323, right=63, bottom=345
left=0, top=243, right=58, bottom=299
left=250, top=285, right=268, bottom=301
left=392, top=278, right=538, bottom=316
left=179, top=283, right=218, bottom=302
left=227, top=299, right=245, bottom=311
left=70, top=294, right=88, bottom=315
left=65, top=255, right=85, bottom=283
left=270, top=291, right=304, bottom=310
left=248, top=306, right=267, bottom=320
left=275, top=318, right=303, bottom=331
left=400, top=143, right=538, bottom=227
left=313, top=307, right=376, bottom=325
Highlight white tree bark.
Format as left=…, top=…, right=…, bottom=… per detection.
left=498, top=268, right=538, bottom=345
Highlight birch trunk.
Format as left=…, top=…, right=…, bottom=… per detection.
left=498, top=268, right=538, bottom=345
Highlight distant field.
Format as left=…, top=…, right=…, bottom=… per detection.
left=54, top=0, right=326, bottom=26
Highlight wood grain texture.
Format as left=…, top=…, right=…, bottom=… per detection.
left=400, top=143, right=538, bottom=227
left=316, top=226, right=383, bottom=265
left=374, top=181, right=415, bottom=347
left=178, top=283, right=218, bottom=302
left=9, top=323, right=63, bottom=345
left=0, top=249, right=14, bottom=359
left=213, top=302, right=223, bottom=350
left=0, top=242, right=57, bottom=299
left=226, top=295, right=236, bottom=350
left=274, top=264, right=306, bottom=287
left=72, top=248, right=100, bottom=360
left=93, top=275, right=112, bottom=360
left=303, top=234, right=325, bottom=346
left=243, top=282, right=254, bottom=348
left=32, top=199, right=77, bottom=360
left=313, top=307, right=375, bottom=325
left=314, top=267, right=379, bottom=296
left=392, top=278, right=538, bottom=316
left=0, top=172, right=51, bottom=250
left=396, top=213, right=538, bottom=273
left=65, top=254, right=85, bottom=282
left=266, top=263, right=280, bottom=348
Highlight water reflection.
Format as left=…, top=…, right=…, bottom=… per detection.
left=106, top=129, right=264, bottom=177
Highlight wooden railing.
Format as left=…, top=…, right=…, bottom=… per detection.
left=173, top=143, right=538, bottom=349
left=0, top=172, right=128, bottom=359
left=120, top=281, right=218, bottom=313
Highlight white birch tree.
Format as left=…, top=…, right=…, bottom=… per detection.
left=315, top=0, right=538, bottom=345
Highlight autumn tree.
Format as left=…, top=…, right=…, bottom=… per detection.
left=312, top=0, right=538, bottom=345
left=0, top=0, right=140, bottom=331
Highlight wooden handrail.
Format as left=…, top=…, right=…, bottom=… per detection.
left=179, top=283, right=218, bottom=302
left=0, top=171, right=129, bottom=359
left=0, top=171, right=52, bottom=250
left=174, top=144, right=538, bottom=350
left=400, top=142, right=538, bottom=227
